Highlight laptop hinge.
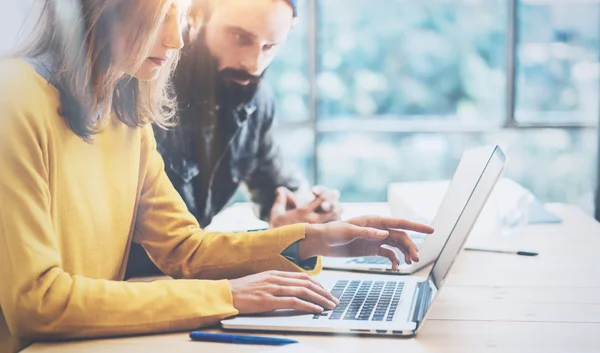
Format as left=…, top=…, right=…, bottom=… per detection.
left=412, top=280, right=432, bottom=325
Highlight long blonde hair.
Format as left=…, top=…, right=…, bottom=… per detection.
left=19, top=0, right=182, bottom=141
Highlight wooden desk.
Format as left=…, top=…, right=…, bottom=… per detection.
left=24, top=204, right=600, bottom=353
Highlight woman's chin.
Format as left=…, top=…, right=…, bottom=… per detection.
left=131, top=64, right=162, bottom=81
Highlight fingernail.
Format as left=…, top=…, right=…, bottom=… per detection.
left=333, top=297, right=340, bottom=305
left=376, top=230, right=388, bottom=237
left=327, top=301, right=337, bottom=310
left=321, top=202, right=331, bottom=212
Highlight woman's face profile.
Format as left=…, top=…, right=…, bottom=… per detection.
left=114, top=0, right=192, bottom=81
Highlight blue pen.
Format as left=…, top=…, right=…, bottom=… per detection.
left=189, top=332, right=298, bottom=346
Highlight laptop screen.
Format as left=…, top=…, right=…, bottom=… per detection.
left=429, top=146, right=507, bottom=290
left=414, top=145, right=503, bottom=267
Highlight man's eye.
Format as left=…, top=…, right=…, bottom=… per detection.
left=232, top=33, right=252, bottom=46
left=264, top=44, right=276, bottom=51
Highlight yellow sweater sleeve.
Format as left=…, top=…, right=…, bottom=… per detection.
left=134, top=125, right=322, bottom=280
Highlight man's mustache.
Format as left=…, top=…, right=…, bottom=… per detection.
left=219, top=68, right=261, bottom=84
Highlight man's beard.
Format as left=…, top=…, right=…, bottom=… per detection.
left=177, top=29, right=265, bottom=110
left=217, top=68, right=263, bottom=109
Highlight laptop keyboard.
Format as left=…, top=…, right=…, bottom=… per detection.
left=313, top=280, right=404, bottom=322
left=346, top=256, right=398, bottom=265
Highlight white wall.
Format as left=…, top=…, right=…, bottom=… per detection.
left=0, top=0, right=34, bottom=55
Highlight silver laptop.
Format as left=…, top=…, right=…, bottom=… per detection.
left=222, top=146, right=507, bottom=336
left=323, top=145, right=501, bottom=275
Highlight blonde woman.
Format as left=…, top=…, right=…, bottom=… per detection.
left=0, top=0, right=433, bottom=351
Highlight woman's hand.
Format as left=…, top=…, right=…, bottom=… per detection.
left=229, top=271, right=339, bottom=314
left=299, top=216, right=434, bottom=271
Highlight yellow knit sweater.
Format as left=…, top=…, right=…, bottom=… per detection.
left=0, top=60, right=320, bottom=352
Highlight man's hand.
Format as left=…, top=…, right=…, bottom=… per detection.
left=299, top=216, right=435, bottom=271
left=310, top=185, right=342, bottom=214
left=269, top=186, right=342, bottom=228
left=229, top=271, right=339, bottom=314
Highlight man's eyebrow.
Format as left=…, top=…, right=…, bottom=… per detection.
left=226, top=25, right=259, bottom=41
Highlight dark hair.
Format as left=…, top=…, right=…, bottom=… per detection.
left=185, top=0, right=296, bottom=43
left=17, top=0, right=181, bottom=141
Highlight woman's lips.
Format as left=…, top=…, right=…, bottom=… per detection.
left=148, top=57, right=168, bottom=66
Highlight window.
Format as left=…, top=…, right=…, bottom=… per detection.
left=317, top=0, right=507, bottom=124
left=516, top=1, right=600, bottom=124
left=315, top=130, right=597, bottom=212
left=268, top=0, right=599, bottom=215
left=4, top=0, right=597, bottom=215
left=265, top=0, right=311, bottom=123
left=275, top=128, right=316, bottom=184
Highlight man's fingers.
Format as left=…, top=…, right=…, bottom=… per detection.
left=331, top=202, right=343, bottom=215
left=311, top=186, right=340, bottom=198
left=322, top=201, right=343, bottom=220
left=317, top=189, right=341, bottom=211
left=311, top=185, right=327, bottom=195
left=270, top=187, right=288, bottom=216
left=307, top=194, right=330, bottom=212
left=281, top=187, right=299, bottom=209
left=320, top=201, right=332, bottom=213
left=378, top=246, right=401, bottom=271
left=307, top=189, right=340, bottom=213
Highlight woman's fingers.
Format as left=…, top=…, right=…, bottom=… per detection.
left=333, top=223, right=389, bottom=244
left=380, top=229, right=420, bottom=262
left=274, top=297, right=324, bottom=313
left=273, top=283, right=337, bottom=311
left=231, top=271, right=338, bottom=315
left=271, top=274, right=339, bottom=306
left=269, top=271, right=328, bottom=292
left=348, top=216, right=434, bottom=235
left=377, top=246, right=401, bottom=271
